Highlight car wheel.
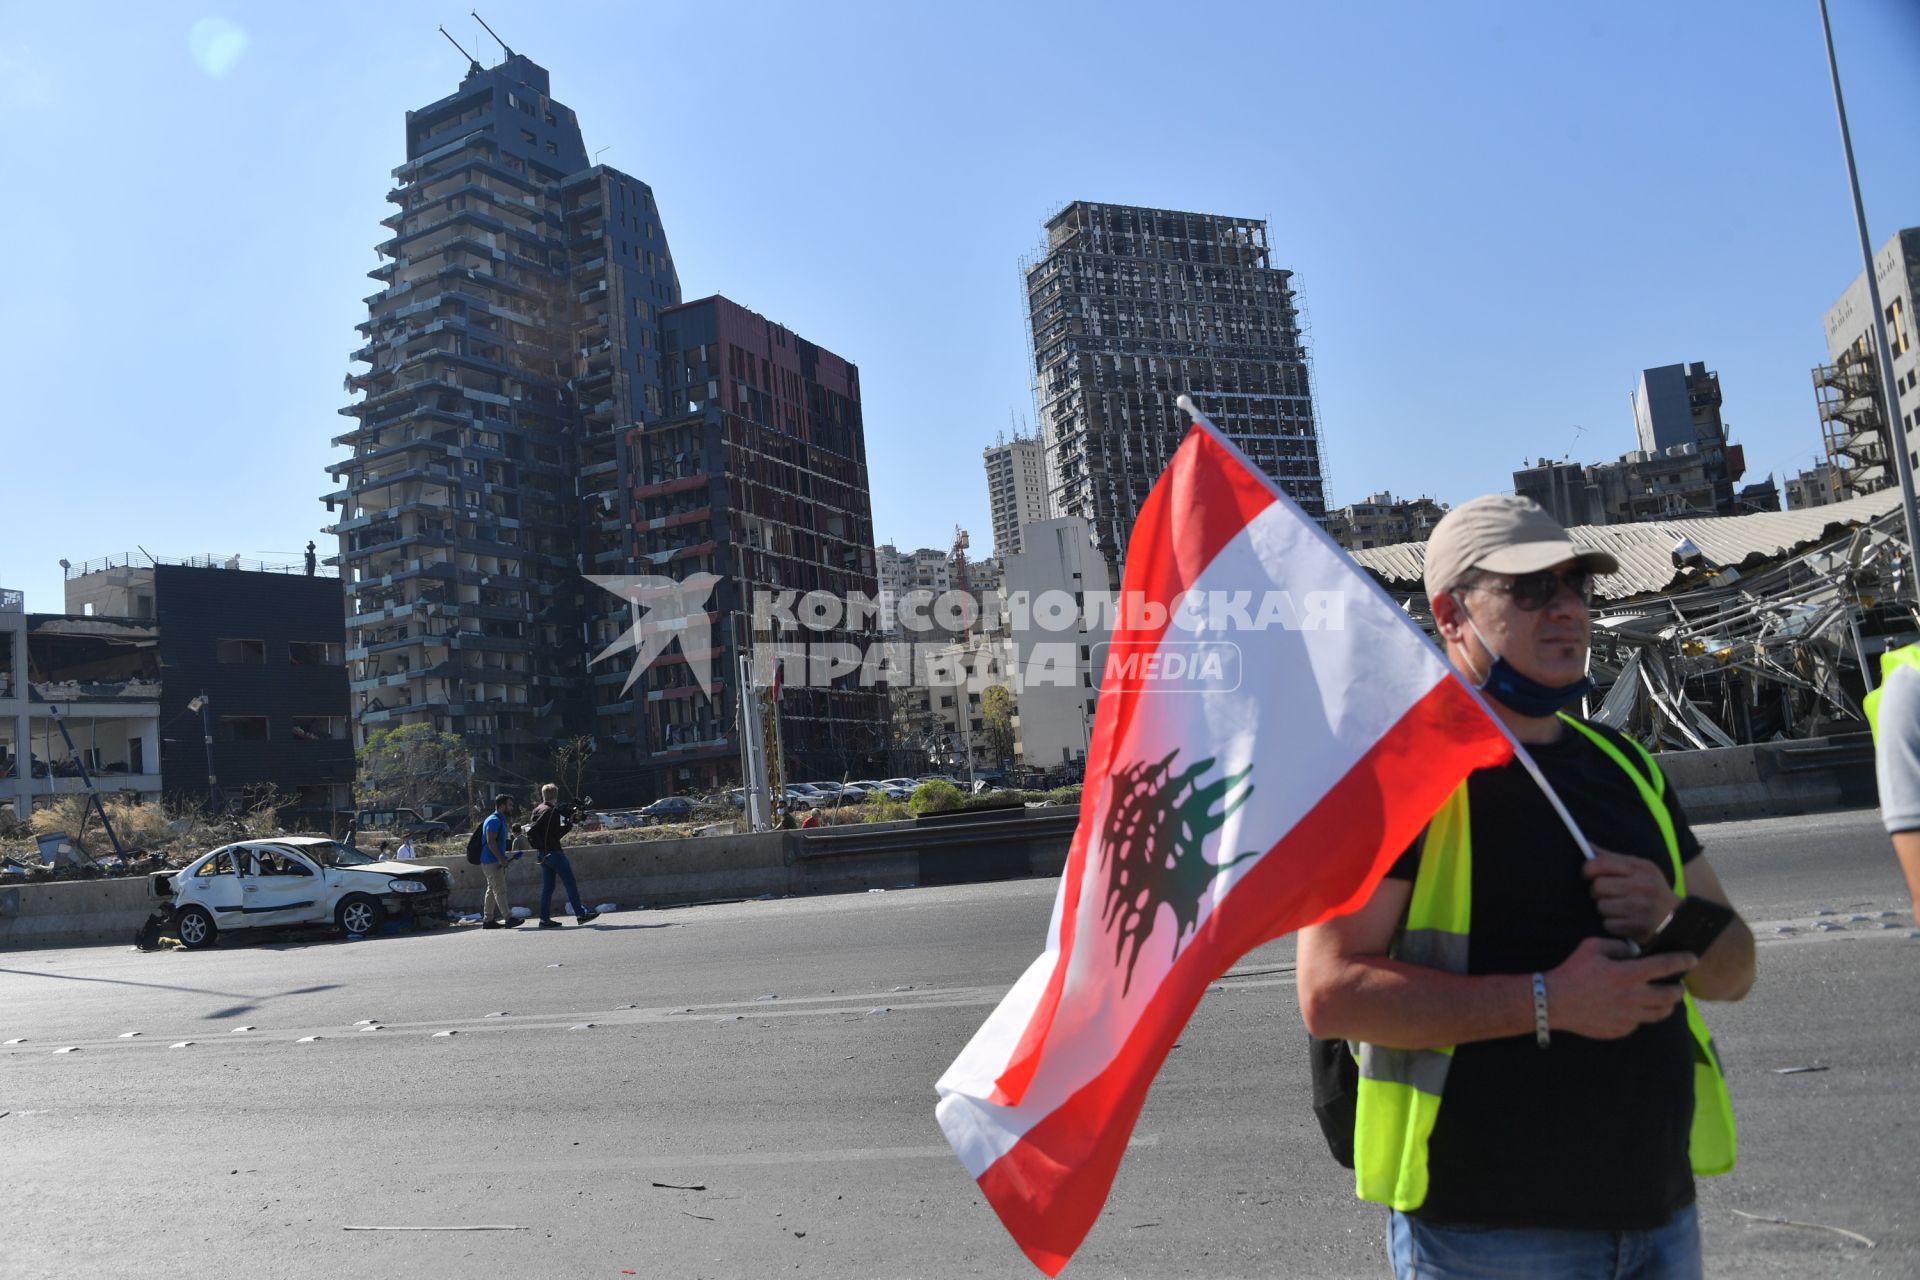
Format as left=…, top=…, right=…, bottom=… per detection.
left=336, top=894, right=386, bottom=939
left=176, top=905, right=218, bottom=950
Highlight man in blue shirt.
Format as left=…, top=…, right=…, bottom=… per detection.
left=479, top=794, right=523, bottom=929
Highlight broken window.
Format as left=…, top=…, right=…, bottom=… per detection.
left=288, top=641, right=343, bottom=666
left=217, top=638, right=266, bottom=664
left=289, top=716, right=347, bottom=741
left=221, top=716, right=269, bottom=741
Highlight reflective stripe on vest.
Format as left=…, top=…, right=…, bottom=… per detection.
left=1352, top=785, right=1471, bottom=1211
left=1864, top=644, right=1920, bottom=743
left=1350, top=719, right=1737, bottom=1211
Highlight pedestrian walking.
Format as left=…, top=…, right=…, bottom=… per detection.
left=479, top=794, right=522, bottom=929
left=1866, top=642, right=1920, bottom=925
left=528, top=783, right=599, bottom=928
left=1296, top=494, right=1755, bottom=1279
left=395, top=837, right=416, bottom=861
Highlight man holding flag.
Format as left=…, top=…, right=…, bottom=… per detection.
left=1298, top=494, right=1755, bottom=1278
left=935, top=398, right=1753, bottom=1277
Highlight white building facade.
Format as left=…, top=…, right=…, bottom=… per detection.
left=983, top=434, right=1051, bottom=558
left=1003, top=517, right=1111, bottom=770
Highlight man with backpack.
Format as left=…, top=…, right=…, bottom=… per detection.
left=1297, top=495, right=1755, bottom=1279
left=471, top=794, right=522, bottom=929
left=528, top=783, right=600, bottom=928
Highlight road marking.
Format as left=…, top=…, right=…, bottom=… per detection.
left=409, top=1134, right=1161, bottom=1176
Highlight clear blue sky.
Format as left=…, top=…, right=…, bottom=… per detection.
left=3, top=1, right=1917, bottom=614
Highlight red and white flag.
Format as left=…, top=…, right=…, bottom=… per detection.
left=934, top=401, right=1513, bottom=1275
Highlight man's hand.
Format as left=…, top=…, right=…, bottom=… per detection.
left=1547, top=936, right=1692, bottom=1039
left=1583, top=849, right=1682, bottom=943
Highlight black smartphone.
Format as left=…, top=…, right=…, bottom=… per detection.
left=1641, top=896, right=1736, bottom=982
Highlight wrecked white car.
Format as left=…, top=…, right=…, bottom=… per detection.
left=146, top=837, right=452, bottom=948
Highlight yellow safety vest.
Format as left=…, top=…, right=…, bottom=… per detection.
left=1863, top=644, right=1920, bottom=742
left=1351, top=716, right=1737, bottom=1211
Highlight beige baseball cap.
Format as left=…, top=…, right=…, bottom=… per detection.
left=1421, top=494, right=1619, bottom=600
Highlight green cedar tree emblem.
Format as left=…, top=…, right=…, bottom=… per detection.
left=1097, top=749, right=1259, bottom=993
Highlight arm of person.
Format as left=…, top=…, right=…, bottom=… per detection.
left=1678, top=855, right=1755, bottom=1002
left=1893, top=831, right=1920, bottom=927
left=1296, top=876, right=1696, bottom=1050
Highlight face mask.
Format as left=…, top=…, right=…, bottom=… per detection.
left=1460, top=610, right=1592, bottom=717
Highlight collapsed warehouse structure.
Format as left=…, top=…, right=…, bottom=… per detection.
left=1351, top=488, right=1918, bottom=749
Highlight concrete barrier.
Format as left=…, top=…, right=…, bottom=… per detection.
left=1660, top=733, right=1877, bottom=823
left=0, top=809, right=1079, bottom=952
left=0, top=874, right=157, bottom=951
left=7, top=737, right=1868, bottom=953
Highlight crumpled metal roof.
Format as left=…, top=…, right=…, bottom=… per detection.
left=1350, top=487, right=1906, bottom=601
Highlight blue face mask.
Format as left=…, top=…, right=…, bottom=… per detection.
left=1462, top=613, right=1592, bottom=717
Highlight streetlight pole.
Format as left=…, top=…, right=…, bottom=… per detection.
left=187, top=693, right=223, bottom=813
left=1818, top=0, right=1920, bottom=618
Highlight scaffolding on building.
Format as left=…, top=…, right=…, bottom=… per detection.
left=1813, top=344, right=1891, bottom=500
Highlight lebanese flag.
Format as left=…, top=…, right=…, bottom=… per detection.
left=934, top=400, right=1513, bottom=1275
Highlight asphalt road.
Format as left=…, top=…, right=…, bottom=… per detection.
left=2, top=809, right=1915, bottom=1280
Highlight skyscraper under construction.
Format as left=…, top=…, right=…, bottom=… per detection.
left=1026, top=201, right=1328, bottom=578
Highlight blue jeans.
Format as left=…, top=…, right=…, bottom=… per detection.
left=1388, top=1206, right=1701, bottom=1280
left=537, top=851, right=586, bottom=921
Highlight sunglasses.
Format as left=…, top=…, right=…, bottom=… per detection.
left=1471, top=567, right=1594, bottom=611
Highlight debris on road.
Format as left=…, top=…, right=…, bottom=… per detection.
left=650, top=1181, right=706, bottom=1191
left=1730, top=1208, right=1874, bottom=1248
left=1771, top=1066, right=1829, bottom=1075
left=680, top=1211, right=715, bottom=1222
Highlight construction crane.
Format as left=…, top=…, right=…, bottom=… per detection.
left=951, top=525, right=972, bottom=636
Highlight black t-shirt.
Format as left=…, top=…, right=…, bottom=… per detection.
left=527, top=803, right=570, bottom=853
left=1384, top=719, right=1703, bottom=1230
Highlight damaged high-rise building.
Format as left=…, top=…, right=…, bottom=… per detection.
left=326, top=53, right=679, bottom=769
left=626, top=296, right=886, bottom=793
left=1026, top=201, right=1328, bottom=580
left=328, top=51, right=883, bottom=796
